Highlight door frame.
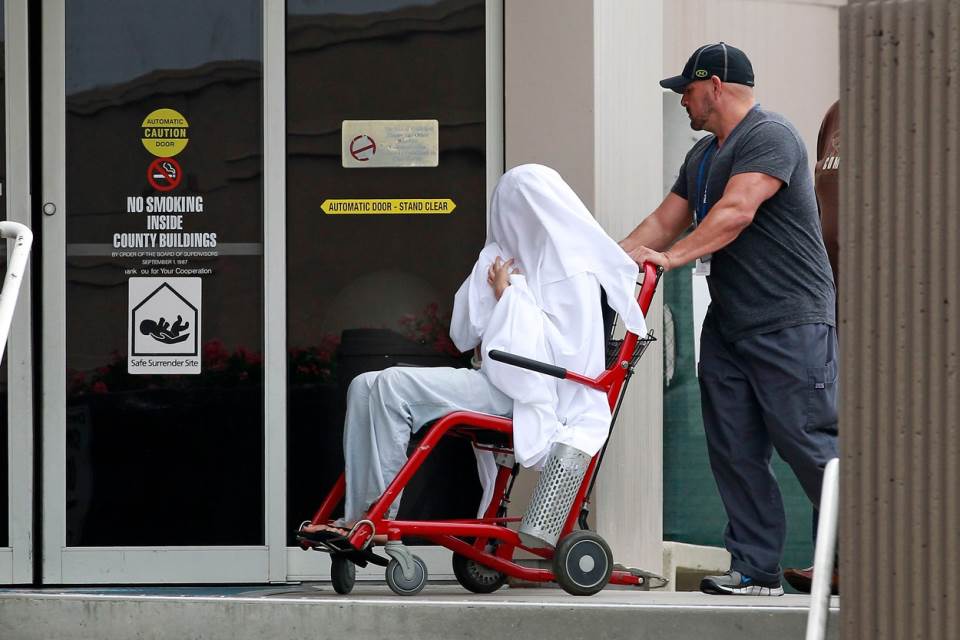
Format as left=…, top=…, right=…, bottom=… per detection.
left=1, top=0, right=35, bottom=586
left=282, top=0, right=504, bottom=582
left=40, top=0, right=275, bottom=584
left=38, top=0, right=503, bottom=584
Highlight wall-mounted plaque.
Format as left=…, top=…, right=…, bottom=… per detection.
left=341, top=119, right=439, bottom=168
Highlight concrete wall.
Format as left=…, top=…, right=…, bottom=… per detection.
left=839, top=1, right=960, bottom=638
left=0, top=591, right=839, bottom=640
left=503, top=0, right=841, bottom=575
left=664, top=0, right=842, bottom=165
left=504, top=0, right=595, bottom=204
left=505, top=0, right=665, bottom=572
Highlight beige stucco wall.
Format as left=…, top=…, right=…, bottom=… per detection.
left=505, top=0, right=665, bottom=572
left=503, top=0, right=842, bottom=575
left=664, top=0, right=842, bottom=164
left=504, top=0, right=596, bottom=203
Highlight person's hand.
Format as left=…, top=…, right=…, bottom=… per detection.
left=625, top=245, right=673, bottom=271
left=487, top=256, right=519, bottom=300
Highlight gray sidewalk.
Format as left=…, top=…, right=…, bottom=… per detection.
left=0, top=584, right=840, bottom=640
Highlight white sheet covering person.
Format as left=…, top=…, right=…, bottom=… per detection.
left=301, top=164, right=645, bottom=535
left=452, top=164, right=647, bottom=512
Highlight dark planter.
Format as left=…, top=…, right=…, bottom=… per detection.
left=66, top=387, right=264, bottom=547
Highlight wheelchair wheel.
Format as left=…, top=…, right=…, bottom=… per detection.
left=452, top=552, right=506, bottom=594
left=330, top=555, right=356, bottom=595
left=385, top=555, right=428, bottom=596
left=552, top=530, right=613, bottom=596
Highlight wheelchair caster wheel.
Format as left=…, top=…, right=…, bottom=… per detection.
left=553, top=530, right=613, bottom=596
left=385, top=555, right=428, bottom=596
left=331, top=555, right=356, bottom=595
left=452, top=552, right=506, bottom=594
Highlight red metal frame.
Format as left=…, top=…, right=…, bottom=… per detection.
left=305, top=263, right=660, bottom=590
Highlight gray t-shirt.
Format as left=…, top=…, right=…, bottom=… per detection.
left=672, top=106, right=836, bottom=341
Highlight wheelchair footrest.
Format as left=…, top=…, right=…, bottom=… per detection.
left=340, top=547, right=390, bottom=568
left=613, top=563, right=669, bottom=590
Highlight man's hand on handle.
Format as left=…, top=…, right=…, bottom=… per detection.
left=620, top=241, right=673, bottom=272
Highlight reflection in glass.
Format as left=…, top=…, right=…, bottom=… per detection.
left=64, top=1, right=264, bottom=546
left=286, top=0, right=487, bottom=542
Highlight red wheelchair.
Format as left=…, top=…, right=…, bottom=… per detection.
left=299, top=263, right=663, bottom=596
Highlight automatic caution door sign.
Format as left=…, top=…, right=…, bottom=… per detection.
left=129, top=277, right=201, bottom=374
left=141, top=108, right=189, bottom=157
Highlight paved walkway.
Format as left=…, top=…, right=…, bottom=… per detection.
left=0, top=584, right=840, bottom=640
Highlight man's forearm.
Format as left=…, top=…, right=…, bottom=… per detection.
left=664, top=204, right=753, bottom=267
left=622, top=215, right=680, bottom=253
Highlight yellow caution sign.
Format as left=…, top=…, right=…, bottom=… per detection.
left=321, top=198, right=457, bottom=215
left=141, top=108, right=189, bottom=157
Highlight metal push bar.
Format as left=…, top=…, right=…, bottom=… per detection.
left=805, top=457, right=839, bottom=640
left=0, top=221, right=33, bottom=364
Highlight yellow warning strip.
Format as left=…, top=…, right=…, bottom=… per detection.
left=321, top=198, right=456, bottom=215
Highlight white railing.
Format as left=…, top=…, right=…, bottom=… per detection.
left=0, top=221, right=33, bottom=364
left=805, top=456, right=839, bottom=640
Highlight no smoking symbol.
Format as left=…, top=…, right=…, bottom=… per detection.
left=147, top=157, right=182, bottom=192
left=349, top=134, right=377, bottom=162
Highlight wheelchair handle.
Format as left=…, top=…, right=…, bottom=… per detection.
left=487, top=350, right=566, bottom=380
left=487, top=349, right=605, bottom=391
left=638, top=262, right=661, bottom=316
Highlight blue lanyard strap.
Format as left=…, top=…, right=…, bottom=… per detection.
left=694, top=139, right=717, bottom=225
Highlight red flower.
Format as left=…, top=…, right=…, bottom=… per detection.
left=92, top=381, right=109, bottom=394
left=237, top=346, right=263, bottom=366
left=204, top=340, right=230, bottom=370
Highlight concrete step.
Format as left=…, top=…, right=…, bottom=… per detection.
left=0, top=584, right=840, bottom=640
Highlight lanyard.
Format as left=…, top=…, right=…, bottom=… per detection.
left=694, top=138, right=718, bottom=225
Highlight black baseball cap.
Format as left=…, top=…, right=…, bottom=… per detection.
left=660, top=42, right=755, bottom=93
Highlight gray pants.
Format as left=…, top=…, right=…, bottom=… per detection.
left=698, top=322, right=839, bottom=583
left=341, top=366, right=513, bottom=524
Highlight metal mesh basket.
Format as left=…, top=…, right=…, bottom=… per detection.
left=605, top=332, right=657, bottom=369
left=518, top=442, right=591, bottom=548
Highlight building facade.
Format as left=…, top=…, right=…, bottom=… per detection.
left=0, top=0, right=840, bottom=585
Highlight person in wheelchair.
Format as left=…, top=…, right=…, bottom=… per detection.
left=298, top=164, right=646, bottom=543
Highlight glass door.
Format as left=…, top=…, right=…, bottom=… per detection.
left=284, top=0, right=502, bottom=580
left=1, top=0, right=33, bottom=585
left=42, top=0, right=270, bottom=583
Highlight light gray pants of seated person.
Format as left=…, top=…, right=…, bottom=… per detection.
left=340, top=366, right=513, bottom=524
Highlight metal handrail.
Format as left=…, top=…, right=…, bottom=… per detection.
left=805, top=457, right=839, bottom=640
left=0, top=221, right=33, bottom=364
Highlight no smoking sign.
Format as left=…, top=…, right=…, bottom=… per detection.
left=349, top=134, right=377, bottom=162
left=341, top=120, right=437, bottom=168
left=147, top=157, right=182, bottom=192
